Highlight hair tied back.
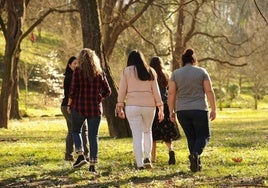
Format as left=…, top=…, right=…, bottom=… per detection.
left=185, top=49, right=194, bottom=56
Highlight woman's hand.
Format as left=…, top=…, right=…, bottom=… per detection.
left=115, top=105, right=125, bottom=119
left=210, top=110, right=216, bottom=121
left=118, top=109, right=125, bottom=119
left=157, top=105, right=164, bottom=122
left=67, top=106, right=71, bottom=114
left=158, top=111, right=164, bottom=122
left=169, top=112, right=176, bottom=123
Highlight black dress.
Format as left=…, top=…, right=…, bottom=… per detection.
left=152, top=87, right=181, bottom=142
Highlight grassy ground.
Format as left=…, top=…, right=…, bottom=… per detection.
left=0, top=109, right=268, bottom=187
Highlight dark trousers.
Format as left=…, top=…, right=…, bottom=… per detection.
left=177, top=110, right=210, bottom=155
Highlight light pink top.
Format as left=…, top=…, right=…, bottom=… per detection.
left=117, top=66, right=163, bottom=107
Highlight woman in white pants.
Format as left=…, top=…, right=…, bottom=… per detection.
left=116, top=50, right=164, bottom=169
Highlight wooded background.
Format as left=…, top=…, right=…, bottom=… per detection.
left=0, top=0, right=267, bottom=137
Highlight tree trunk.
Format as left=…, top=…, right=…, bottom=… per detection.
left=0, top=1, right=25, bottom=128
left=172, top=0, right=186, bottom=70
left=0, top=53, right=14, bottom=128
left=10, top=47, right=22, bottom=120
left=77, top=0, right=132, bottom=137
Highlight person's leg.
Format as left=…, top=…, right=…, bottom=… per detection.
left=125, top=106, right=144, bottom=168
left=191, top=110, right=210, bottom=171
left=141, top=107, right=155, bottom=162
left=165, top=141, right=172, bottom=151
left=61, top=106, right=74, bottom=161
left=72, top=109, right=86, bottom=153
left=177, top=110, right=199, bottom=172
left=86, top=116, right=101, bottom=174
left=165, top=141, right=176, bottom=165
left=192, top=110, right=210, bottom=155
left=151, top=141, right=157, bottom=163
left=86, top=116, right=101, bottom=163
left=82, top=120, right=89, bottom=159
left=71, top=109, right=87, bottom=168
left=151, top=108, right=159, bottom=163
left=177, top=111, right=195, bottom=154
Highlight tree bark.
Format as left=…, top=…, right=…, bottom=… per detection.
left=0, top=1, right=78, bottom=128
left=77, top=0, right=154, bottom=137
left=0, top=0, right=24, bottom=128
left=77, top=0, right=131, bottom=137
left=10, top=46, right=22, bottom=119
left=172, top=0, right=186, bottom=70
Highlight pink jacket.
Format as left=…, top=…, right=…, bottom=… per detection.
left=117, top=66, right=163, bottom=107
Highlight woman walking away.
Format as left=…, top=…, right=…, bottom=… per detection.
left=149, top=56, right=181, bottom=165
left=67, top=49, right=111, bottom=174
left=168, top=48, right=216, bottom=172
left=61, top=56, right=89, bottom=162
left=116, top=50, right=164, bottom=170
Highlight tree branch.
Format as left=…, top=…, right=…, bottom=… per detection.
left=254, top=0, right=268, bottom=25
left=131, top=25, right=170, bottom=56
left=199, top=57, right=247, bottom=67
left=14, top=7, right=78, bottom=54
left=126, top=0, right=155, bottom=26
left=20, top=8, right=78, bottom=42
left=192, top=31, right=253, bottom=46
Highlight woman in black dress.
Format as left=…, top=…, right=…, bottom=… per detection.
left=150, top=57, right=181, bottom=165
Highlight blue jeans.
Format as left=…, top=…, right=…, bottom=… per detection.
left=71, top=109, right=101, bottom=163
left=177, top=110, right=210, bottom=155
left=61, top=106, right=89, bottom=158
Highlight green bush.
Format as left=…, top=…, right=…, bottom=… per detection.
left=228, top=84, right=240, bottom=100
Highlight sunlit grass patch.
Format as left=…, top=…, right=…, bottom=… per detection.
left=0, top=109, right=267, bottom=187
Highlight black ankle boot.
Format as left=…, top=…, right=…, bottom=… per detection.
left=189, top=152, right=199, bottom=172
left=168, top=150, right=176, bottom=165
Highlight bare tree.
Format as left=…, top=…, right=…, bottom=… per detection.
left=76, top=0, right=155, bottom=137
left=0, top=0, right=77, bottom=128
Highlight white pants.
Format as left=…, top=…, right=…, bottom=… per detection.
left=125, top=106, right=155, bottom=168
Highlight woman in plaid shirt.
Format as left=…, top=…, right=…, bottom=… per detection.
left=67, top=48, right=111, bottom=174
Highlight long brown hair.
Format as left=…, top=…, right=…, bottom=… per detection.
left=149, top=56, right=168, bottom=88
left=78, top=48, right=102, bottom=81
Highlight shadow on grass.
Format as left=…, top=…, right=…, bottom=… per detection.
left=0, top=168, right=86, bottom=187
left=0, top=168, right=181, bottom=187
left=0, top=166, right=266, bottom=187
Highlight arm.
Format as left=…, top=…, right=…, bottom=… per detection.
left=67, top=69, right=77, bottom=114
left=168, top=80, right=176, bottom=122
left=101, top=73, right=112, bottom=99
left=67, top=98, right=72, bottom=114
left=116, top=70, right=127, bottom=119
left=203, top=80, right=216, bottom=121
left=117, top=70, right=127, bottom=107
left=151, top=70, right=164, bottom=122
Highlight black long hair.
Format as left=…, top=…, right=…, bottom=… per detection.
left=64, top=56, right=76, bottom=75
left=127, top=50, right=154, bottom=81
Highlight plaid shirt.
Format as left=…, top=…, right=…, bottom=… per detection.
left=69, top=68, right=111, bottom=117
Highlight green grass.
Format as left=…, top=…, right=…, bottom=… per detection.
left=0, top=109, right=267, bottom=187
